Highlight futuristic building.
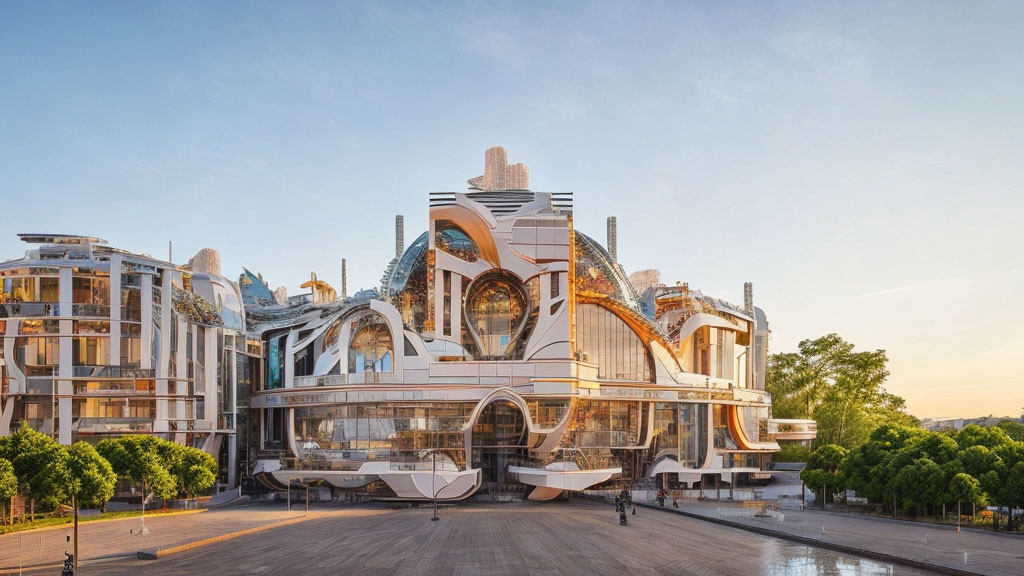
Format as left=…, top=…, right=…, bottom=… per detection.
left=246, top=147, right=815, bottom=501
left=0, top=147, right=815, bottom=501
left=0, top=235, right=251, bottom=487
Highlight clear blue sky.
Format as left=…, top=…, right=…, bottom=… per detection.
left=2, top=1, right=1022, bottom=418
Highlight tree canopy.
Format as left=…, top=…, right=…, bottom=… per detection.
left=65, top=442, right=117, bottom=509
left=0, top=423, right=71, bottom=508
left=96, top=436, right=216, bottom=500
left=767, top=333, right=916, bottom=449
left=837, top=423, right=1024, bottom=528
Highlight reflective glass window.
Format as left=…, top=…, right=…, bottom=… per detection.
left=386, top=232, right=428, bottom=333
left=435, top=221, right=480, bottom=262
left=575, top=303, right=652, bottom=381
left=464, top=272, right=532, bottom=359
left=348, top=314, right=393, bottom=373
left=679, top=403, right=708, bottom=467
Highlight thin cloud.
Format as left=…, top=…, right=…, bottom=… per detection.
left=855, top=285, right=913, bottom=298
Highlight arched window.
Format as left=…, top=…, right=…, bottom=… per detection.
left=322, top=319, right=342, bottom=353
left=575, top=303, right=652, bottom=381
left=574, top=232, right=638, bottom=307
left=385, top=232, right=428, bottom=333
left=435, top=220, right=480, bottom=262
left=348, top=314, right=393, bottom=373
left=464, top=271, right=533, bottom=359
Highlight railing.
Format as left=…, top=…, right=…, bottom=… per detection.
left=74, top=417, right=153, bottom=433
left=293, top=372, right=404, bottom=388
left=294, top=374, right=348, bottom=388
left=0, top=302, right=60, bottom=317
left=72, top=365, right=156, bottom=379
left=766, top=419, right=818, bottom=440
left=72, top=380, right=155, bottom=395
left=71, top=303, right=112, bottom=317
left=25, top=377, right=55, bottom=395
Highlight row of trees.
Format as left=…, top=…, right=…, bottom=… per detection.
left=0, top=423, right=217, bottom=522
left=802, top=424, right=1024, bottom=530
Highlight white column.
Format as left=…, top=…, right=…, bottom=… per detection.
left=154, top=270, right=172, bottom=434
left=175, top=317, right=187, bottom=444
left=450, top=273, right=462, bottom=339
left=58, top=268, right=73, bottom=444
left=109, top=255, right=122, bottom=366
left=140, top=274, right=153, bottom=370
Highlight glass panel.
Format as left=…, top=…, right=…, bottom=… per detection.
left=348, top=314, right=394, bottom=373
left=385, top=231, right=429, bottom=333
left=73, top=275, right=110, bottom=305
left=712, top=404, right=735, bottom=449
left=72, top=336, right=111, bottom=366
left=575, top=303, right=651, bottom=381
left=527, top=399, right=570, bottom=428
left=679, top=403, right=708, bottom=467
left=464, top=271, right=533, bottom=359
left=435, top=220, right=480, bottom=262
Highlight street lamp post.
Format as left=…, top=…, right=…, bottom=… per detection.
left=431, top=441, right=439, bottom=521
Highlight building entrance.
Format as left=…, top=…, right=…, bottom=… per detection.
left=471, top=400, right=529, bottom=496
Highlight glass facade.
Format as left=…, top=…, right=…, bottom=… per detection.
left=575, top=303, right=652, bottom=381
left=567, top=400, right=642, bottom=448
left=294, top=403, right=474, bottom=469
left=464, top=271, right=533, bottom=359
left=387, top=232, right=429, bottom=332
left=679, top=403, right=709, bottom=468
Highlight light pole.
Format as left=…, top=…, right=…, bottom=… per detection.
left=431, top=440, right=439, bottom=521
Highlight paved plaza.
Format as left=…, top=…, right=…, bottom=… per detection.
left=631, top=492, right=1024, bottom=576
left=1, top=501, right=944, bottom=576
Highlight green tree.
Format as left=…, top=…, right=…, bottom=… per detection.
left=955, top=424, right=1013, bottom=450
left=894, top=457, right=946, bottom=515
left=0, top=422, right=70, bottom=509
left=772, top=442, right=812, bottom=463
left=97, top=436, right=178, bottom=503
left=173, top=446, right=217, bottom=498
left=949, top=472, right=984, bottom=522
left=65, top=442, right=117, bottom=509
left=958, top=445, right=998, bottom=479
left=800, top=444, right=848, bottom=505
left=995, top=420, right=1024, bottom=442
left=766, top=334, right=914, bottom=449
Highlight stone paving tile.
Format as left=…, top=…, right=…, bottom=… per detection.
left=38, top=501, right=939, bottom=576
left=631, top=492, right=1024, bottom=576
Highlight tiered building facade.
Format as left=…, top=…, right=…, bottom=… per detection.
left=0, top=148, right=815, bottom=499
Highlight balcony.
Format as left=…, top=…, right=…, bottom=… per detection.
left=293, top=372, right=402, bottom=388
left=25, top=376, right=55, bottom=395
left=766, top=419, right=818, bottom=441
left=0, top=302, right=60, bottom=318
left=73, top=417, right=153, bottom=433
left=294, top=374, right=348, bottom=388
left=72, top=380, right=155, bottom=396
left=72, top=365, right=156, bottom=379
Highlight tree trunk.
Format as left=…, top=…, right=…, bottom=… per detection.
left=73, top=493, right=79, bottom=573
